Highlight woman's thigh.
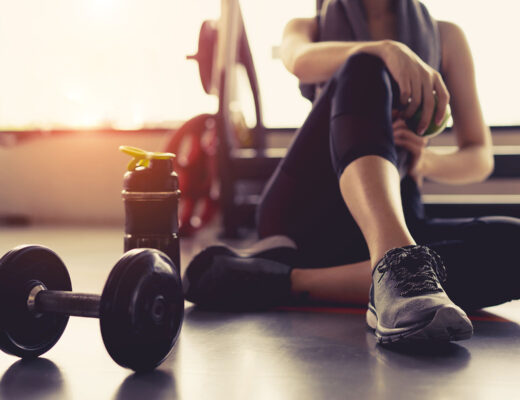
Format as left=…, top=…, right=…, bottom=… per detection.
left=256, top=79, right=350, bottom=256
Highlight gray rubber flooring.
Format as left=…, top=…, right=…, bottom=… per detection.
left=0, top=226, right=519, bottom=399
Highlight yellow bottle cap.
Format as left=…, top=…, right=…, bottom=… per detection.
left=119, top=145, right=175, bottom=171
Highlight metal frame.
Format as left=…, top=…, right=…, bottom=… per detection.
left=214, top=0, right=269, bottom=236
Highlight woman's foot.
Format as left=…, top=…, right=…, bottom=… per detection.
left=183, top=235, right=297, bottom=310
left=366, top=245, right=473, bottom=344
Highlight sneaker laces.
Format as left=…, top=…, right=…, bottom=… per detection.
left=377, top=245, right=447, bottom=297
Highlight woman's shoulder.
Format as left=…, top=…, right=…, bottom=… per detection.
left=437, top=20, right=465, bottom=40
left=437, top=20, right=470, bottom=75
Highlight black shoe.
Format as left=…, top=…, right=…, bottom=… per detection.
left=183, top=235, right=297, bottom=310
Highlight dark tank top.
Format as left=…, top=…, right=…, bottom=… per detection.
left=300, top=0, right=442, bottom=102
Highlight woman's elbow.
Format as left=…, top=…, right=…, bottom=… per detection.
left=482, top=154, right=495, bottom=181
left=281, top=45, right=308, bottom=81
left=476, top=147, right=495, bottom=182
left=292, top=59, right=310, bottom=82
left=281, top=53, right=298, bottom=78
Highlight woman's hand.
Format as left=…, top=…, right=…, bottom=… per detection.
left=380, top=40, right=450, bottom=136
left=393, top=118, right=430, bottom=183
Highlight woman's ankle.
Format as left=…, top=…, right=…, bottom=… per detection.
left=290, top=268, right=304, bottom=295
left=370, top=239, right=417, bottom=268
left=289, top=269, right=312, bottom=304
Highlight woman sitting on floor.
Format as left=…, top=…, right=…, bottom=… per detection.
left=182, top=0, right=520, bottom=344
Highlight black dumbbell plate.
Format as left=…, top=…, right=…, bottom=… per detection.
left=99, top=248, right=184, bottom=371
left=0, top=245, right=72, bottom=358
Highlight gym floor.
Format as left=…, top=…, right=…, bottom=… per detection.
left=1, top=225, right=520, bottom=400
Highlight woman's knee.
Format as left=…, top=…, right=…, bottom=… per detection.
left=328, top=53, right=399, bottom=176
left=337, top=52, right=386, bottom=81
left=332, top=53, right=393, bottom=117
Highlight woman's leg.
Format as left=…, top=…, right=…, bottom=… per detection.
left=289, top=176, right=425, bottom=305
left=260, top=54, right=474, bottom=342
left=339, top=156, right=414, bottom=266
left=291, top=259, right=372, bottom=305
left=418, top=215, right=520, bottom=310
left=257, top=53, right=430, bottom=303
left=256, top=70, right=371, bottom=268
left=258, top=54, right=458, bottom=321
left=257, top=53, right=412, bottom=268
left=330, top=53, right=416, bottom=266
left=292, top=214, right=520, bottom=310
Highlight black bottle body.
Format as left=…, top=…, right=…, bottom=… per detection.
left=122, top=158, right=181, bottom=274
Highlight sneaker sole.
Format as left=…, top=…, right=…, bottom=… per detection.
left=367, top=305, right=473, bottom=344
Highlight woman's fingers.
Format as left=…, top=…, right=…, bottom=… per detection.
left=392, top=118, right=407, bottom=129
left=384, top=42, right=450, bottom=128
left=402, top=72, right=422, bottom=119
left=434, top=74, right=450, bottom=125
left=394, top=126, right=428, bottom=149
left=417, top=81, right=435, bottom=135
left=393, top=131, right=427, bottom=179
left=398, top=71, right=413, bottom=107
left=400, top=71, right=449, bottom=135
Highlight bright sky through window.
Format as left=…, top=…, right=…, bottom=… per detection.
left=0, top=0, right=518, bottom=130
left=0, top=0, right=220, bottom=130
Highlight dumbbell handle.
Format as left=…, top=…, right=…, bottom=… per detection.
left=28, top=285, right=100, bottom=318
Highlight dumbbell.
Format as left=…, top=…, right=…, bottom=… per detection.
left=0, top=245, right=184, bottom=372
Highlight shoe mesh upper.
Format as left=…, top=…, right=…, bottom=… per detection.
left=376, top=245, right=447, bottom=297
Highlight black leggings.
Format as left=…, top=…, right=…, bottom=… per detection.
left=257, top=53, right=520, bottom=311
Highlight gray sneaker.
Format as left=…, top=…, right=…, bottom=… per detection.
left=366, top=245, right=473, bottom=344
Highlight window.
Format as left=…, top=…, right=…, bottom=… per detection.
left=0, top=0, right=219, bottom=130
left=241, top=0, right=315, bottom=128
left=0, top=1, right=518, bottom=130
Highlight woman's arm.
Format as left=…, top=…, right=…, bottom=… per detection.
left=281, top=17, right=387, bottom=84
left=419, top=21, right=494, bottom=184
left=282, top=17, right=449, bottom=134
